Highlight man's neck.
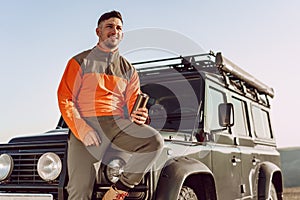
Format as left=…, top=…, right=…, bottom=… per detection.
left=97, top=43, right=118, bottom=53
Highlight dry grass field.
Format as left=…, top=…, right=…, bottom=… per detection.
left=283, top=187, right=300, bottom=199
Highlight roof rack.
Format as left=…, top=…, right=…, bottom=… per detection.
left=215, top=52, right=274, bottom=98
left=132, top=51, right=274, bottom=98
left=133, top=52, right=216, bottom=74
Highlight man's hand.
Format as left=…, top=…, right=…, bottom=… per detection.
left=82, top=130, right=101, bottom=146
left=131, top=107, right=148, bottom=125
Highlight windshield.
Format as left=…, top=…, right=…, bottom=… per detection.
left=141, top=76, right=203, bottom=133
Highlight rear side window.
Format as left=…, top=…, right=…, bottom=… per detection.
left=231, top=97, right=249, bottom=137
left=252, top=106, right=272, bottom=139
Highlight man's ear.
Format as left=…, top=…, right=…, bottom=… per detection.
left=96, top=27, right=101, bottom=37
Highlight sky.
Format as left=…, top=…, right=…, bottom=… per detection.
left=0, top=0, right=299, bottom=148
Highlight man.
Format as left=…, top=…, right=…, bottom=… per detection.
left=57, top=10, right=164, bottom=200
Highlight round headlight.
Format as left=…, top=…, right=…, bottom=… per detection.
left=105, top=158, right=125, bottom=183
left=0, top=154, right=13, bottom=181
left=37, top=152, right=62, bottom=181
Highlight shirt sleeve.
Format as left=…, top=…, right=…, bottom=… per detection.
left=57, top=58, right=93, bottom=141
left=125, top=71, right=151, bottom=124
left=125, top=69, right=141, bottom=114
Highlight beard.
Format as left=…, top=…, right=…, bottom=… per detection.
left=101, top=35, right=122, bottom=50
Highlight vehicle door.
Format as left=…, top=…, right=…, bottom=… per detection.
left=230, top=95, right=258, bottom=199
left=204, top=81, right=242, bottom=200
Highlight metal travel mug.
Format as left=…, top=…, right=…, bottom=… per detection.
left=131, top=93, right=149, bottom=114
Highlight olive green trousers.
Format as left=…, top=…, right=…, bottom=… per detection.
left=66, top=116, right=164, bottom=200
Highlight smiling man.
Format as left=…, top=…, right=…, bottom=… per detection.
left=57, top=10, right=164, bottom=200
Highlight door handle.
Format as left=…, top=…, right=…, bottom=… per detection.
left=231, top=156, right=241, bottom=166
left=252, top=157, right=261, bottom=165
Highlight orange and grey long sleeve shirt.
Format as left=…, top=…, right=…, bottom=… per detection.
left=57, top=46, right=140, bottom=141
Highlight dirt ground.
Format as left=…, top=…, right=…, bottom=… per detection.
left=283, top=187, right=300, bottom=199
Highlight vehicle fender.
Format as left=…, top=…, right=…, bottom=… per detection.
left=258, top=161, right=283, bottom=199
left=155, top=156, right=214, bottom=200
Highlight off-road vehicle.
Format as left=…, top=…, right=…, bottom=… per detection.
left=0, top=51, right=283, bottom=199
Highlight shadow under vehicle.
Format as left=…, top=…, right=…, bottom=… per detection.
left=0, top=51, right=283, bottom=200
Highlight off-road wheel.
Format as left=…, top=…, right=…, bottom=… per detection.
left=178, top=186, right=198, bottom=200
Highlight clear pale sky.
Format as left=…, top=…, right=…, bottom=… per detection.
left=0, top=0, right=299, bottom=148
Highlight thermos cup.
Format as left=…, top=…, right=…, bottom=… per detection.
left=131, top=93, right=149, bottom=114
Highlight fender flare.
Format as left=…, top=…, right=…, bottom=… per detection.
left=155, top=156, right=215, bottom=200
left=258, top=161, right=283, bottom=199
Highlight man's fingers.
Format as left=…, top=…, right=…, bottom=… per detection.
left=135, top=107, right=148, bottom=116
left=131, top=112, right=147, bottom=125
left=83, top=131, right=101, bottom=146
left=90, top=131, right=101, bottom=146
left=131, top=107, right=148, bottom=124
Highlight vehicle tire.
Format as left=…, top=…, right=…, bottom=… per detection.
left=269, top=183, right=278, bottom=200
left=178, top=186, right=198, bottom=200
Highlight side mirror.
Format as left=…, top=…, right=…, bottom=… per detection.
left=218, top=103, right=234, bottom=127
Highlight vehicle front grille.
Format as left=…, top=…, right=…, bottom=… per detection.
left=1, top=142, right=67, bottom=185
left=11, top=152, right=48, bottom=184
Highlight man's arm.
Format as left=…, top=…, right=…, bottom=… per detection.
left=124, top=69, right=150, bottom=125
left=57, top=58, right=99, bottom=145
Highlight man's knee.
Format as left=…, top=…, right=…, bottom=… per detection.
left=149, top=133, right=164, bottom=151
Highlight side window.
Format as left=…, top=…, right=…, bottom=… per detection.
left=206, top=86, right=226, bottom=130
left=252, top=105, right=272, bottom=139
left=231, top=97, right=249, bottom=137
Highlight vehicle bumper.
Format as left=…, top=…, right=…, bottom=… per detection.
left=0, top=193, right=53, bottom=200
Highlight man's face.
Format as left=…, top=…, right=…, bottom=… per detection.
left=96, top=17, right=123, bottom=50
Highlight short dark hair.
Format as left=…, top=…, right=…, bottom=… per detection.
left=97, top=10, right=123, bottom=26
